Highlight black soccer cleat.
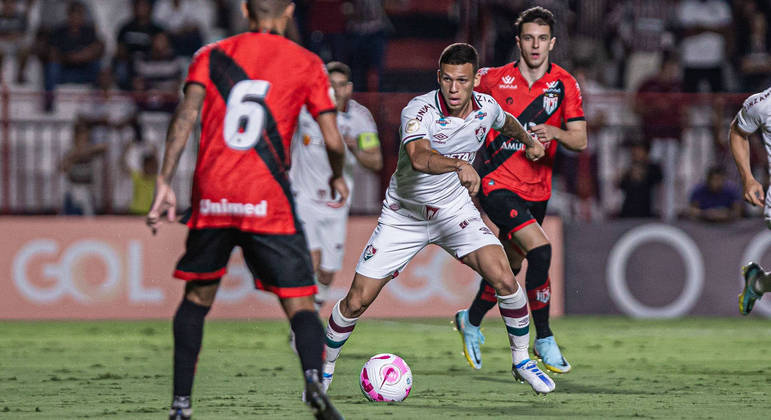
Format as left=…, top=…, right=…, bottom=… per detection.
left=305, top=370, right=344, bottom=420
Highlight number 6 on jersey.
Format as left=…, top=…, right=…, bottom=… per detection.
left=223, top=79, right=271, bottom=150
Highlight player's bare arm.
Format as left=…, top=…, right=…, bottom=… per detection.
left=729, top=118, right=764, bottom=207
left=317, top=111, right=350, bottom=206
left=345, top=135, right=383, bottom=172
left=146, top=84, right=205, bottom=233
left=530, top=120, right=587, bottom=152
left=499, top=112, right=546, bottom=161
left=406, top=138, right=480, bottom=196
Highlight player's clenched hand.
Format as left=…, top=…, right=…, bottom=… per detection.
left=328, top=176, right=349, bottom=208
left=146, top=178, right=177, bottom=235
left=742, top=178, right=765, bottom=207
left=457, top=162, right=480, bottom=196
left=525, top=139, right=545, bottom=162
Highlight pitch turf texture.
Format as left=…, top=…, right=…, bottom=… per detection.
left=0, top=317, right=768, bottom=419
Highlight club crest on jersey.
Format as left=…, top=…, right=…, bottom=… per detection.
left=363, top=244, right=377, bottom=261
left=435, top=117, right=449, bottom=126
left=543, top=94, right=558, bottom=114
left=475, top=111, right=487, bottom=120
left=475, top=126, right=486, bottom=142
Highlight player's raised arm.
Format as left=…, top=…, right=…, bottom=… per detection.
left=729, top=118, right=764, bottom=207
left=146, top=83, right=205, bottom=233
left=498, top=112, right=545, bottom=161
left=317, top=112, right=350, bottom=205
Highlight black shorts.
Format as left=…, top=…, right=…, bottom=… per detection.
left=173, top=228, right=315, bottom=298
left=479, top=189, right=548, bottom=240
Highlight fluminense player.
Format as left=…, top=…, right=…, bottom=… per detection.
left=146, top=1, right=346, bottom=419
left=729, top=86, right=771, bottom=315
left=322, top=43, right=556, bottom=394
left=454, top=6, right=586, bottom=374
left=291, top=61, right=383, bottom=309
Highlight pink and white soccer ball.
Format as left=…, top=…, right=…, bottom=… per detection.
left=359, top=353, right=412, bottom=402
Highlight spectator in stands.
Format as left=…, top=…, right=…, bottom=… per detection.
left=688, top=166, right=742, bottom=223
left=120, top=139, right=157, bottom=215
left=44, top=1, right=104, bottom=112
left=114, top=0, right=165, bottom=90
left=60, top=121, right=106, bottom=216
left=734, top=0, right=771, bottom=92
left=607, top=0, right=676, bottom=91
left=152, top=0, right=205, bottom=57
left=0, top=0, right=30, bottom=84
left=77, top=67, right=138, bottom=144
left=618, top=142, right=663, bottom=218
left=345, top=0, right=391, bottom=91
left=132, top=32, right=184, bottom=113
left=635, top=52, right=684, bottom=220
left=675, top=0, right=732, bottom=92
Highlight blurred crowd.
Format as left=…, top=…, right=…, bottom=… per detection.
left=0, top=0, right=767, bottom=221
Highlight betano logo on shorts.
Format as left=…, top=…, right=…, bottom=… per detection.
left=200, top=198, right=268, bottom=217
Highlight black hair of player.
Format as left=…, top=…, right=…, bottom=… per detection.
left=515, top=6, right=555, bottom=38
left=245, top=0, right=292, bottom=20
left=438, top=43, right=479, bottom=73
left=326, top=61, right=352, bottom=82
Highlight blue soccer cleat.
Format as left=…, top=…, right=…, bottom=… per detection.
left=534, top=336, right=572, bottom=374
left=512, top=359, right=556, bottom=394
left=740, top=262, right=764, bottom=316
left=453, top=309, right=485, bottom=369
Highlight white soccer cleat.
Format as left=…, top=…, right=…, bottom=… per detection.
left=321, top=360, right=336, bottom=392
left=512, top=359, right=556, bottom=394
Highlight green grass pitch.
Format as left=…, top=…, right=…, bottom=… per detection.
left=0, top=316, right=769, bottom=419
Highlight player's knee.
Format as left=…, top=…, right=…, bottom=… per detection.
left=184, top=279, right=220, bottom=307
left=486, top=263, right=518, bottom=296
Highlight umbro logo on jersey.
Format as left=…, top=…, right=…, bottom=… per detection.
left=433, top=133, right=448, bottom=143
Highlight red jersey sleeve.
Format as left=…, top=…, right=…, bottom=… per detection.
left=185, top=45, right=212, bottom=89
left=304, top=57, right=335, bottom=118
left=563, top=74, right=585, bottom=122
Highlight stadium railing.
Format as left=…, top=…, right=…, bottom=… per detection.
left=0, top=88, right=754, bottom=217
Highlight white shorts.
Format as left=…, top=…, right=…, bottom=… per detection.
left=295, top=195, right=349, bottom=272
left=355, top=198, right=502, bottom=279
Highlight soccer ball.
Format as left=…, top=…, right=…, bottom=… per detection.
left=359, top=353, right=412, bottom=402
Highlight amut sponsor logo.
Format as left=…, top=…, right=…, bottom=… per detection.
left=200, top=199, right=268, bottom=216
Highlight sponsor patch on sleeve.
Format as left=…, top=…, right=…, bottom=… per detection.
left=406, top=119, right=420, bottom=134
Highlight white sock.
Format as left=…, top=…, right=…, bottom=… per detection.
left=324, top=299, right=358, bottom=363
left=498, top=288, right=530, bottom=364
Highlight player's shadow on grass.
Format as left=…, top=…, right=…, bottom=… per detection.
left=472, top=376, right=662, bottom=395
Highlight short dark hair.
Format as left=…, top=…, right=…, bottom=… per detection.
left=438, top=43, right=479, bottom=72
left=326, top=61, right=351, bottom=81
left=707, top=165, right=725, bottom=179
left=515, top=6, right=555, bottom=37
left=245, top=0, right=292, bottom=20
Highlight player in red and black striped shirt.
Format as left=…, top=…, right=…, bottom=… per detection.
left=454, top=7, right=587, bottom=375
left=146, top=1, right=345, bottom=419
